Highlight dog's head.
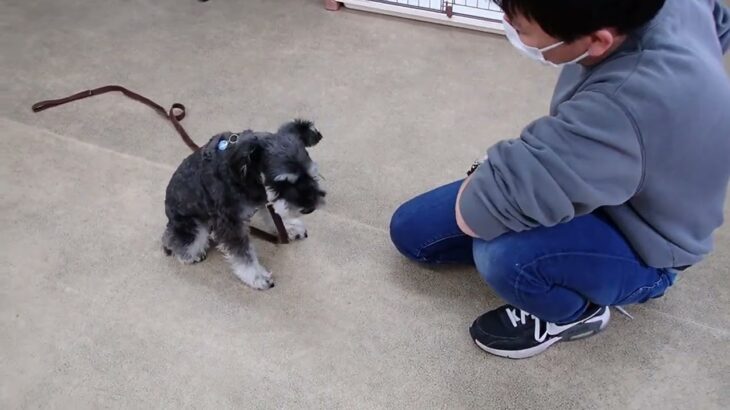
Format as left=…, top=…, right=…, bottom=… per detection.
left=259, top=119, right=326, bottom=216
left=201, top=121, right=325, bottom=215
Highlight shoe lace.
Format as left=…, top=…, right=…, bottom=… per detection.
left=506, top=307, right=548, bottom=343
left=614, top=305, right=634, bottom=320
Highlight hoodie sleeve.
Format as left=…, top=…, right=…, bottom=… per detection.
left=458, top=91, right=643, bottom=240
left=713, top=0, right=730, bottom=53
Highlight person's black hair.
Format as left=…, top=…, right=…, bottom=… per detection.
left=496, top=0, right=666, bottom=42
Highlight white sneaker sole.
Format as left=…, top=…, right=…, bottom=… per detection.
left=474, top=337, right=563, bottom=359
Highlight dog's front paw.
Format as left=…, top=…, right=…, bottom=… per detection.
left=284, top=218, right=308, bottom=241
left=177, top=250, right=207, bottom=265
left=251, top=273, right=275, bottom=290
left=234, top=262, right=275, bottom=290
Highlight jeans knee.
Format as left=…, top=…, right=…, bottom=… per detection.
left=389, top=202, right=419, bottom=261
left=473, top=239, right=520, bottom=297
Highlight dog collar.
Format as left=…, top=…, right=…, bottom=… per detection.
left=217, top=133, right=240, bottom=151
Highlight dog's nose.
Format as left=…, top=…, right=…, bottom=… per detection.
left=301, top=208, right=314, bottom=215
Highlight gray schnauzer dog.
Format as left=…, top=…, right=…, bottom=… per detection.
left=162, top=119, right=326, bottom=290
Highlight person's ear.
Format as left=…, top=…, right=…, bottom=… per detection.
left=587, top=29, right=616, bottom=57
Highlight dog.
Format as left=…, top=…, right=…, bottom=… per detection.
left=162, top=119, right=326, bottom=290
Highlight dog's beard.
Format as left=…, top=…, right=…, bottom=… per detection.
left=265, top=186, right=301, bottom=219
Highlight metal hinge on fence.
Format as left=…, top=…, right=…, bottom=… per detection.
left=443, top=1, right=453, bottom=18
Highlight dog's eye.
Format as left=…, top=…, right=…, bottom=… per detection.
left=283, top=188, right=300, bottom=201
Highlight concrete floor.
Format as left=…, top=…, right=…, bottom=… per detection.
left=1, top=0, right=729, bottom=408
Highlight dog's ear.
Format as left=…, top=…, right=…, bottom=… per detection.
left=229, top=138, right=263, bottom=179
left=278, top=119, right=322, bottom=147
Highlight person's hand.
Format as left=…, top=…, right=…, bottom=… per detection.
left=455, top=177, right=479, bottom=238
left=466, top=154, right=488, bottom=176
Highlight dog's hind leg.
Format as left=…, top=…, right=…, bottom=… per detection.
left=214, top=220, right=274, bottom=290
left=162, top=219, right=210, bottom=264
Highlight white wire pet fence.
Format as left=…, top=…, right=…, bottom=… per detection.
left=325, top=0, right=505, bottom=34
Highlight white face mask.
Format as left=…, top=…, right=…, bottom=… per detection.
left=502, top=18, right=589, bottom=67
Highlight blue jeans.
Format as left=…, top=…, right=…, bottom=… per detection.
left=389, top=180, right=676, bottom=323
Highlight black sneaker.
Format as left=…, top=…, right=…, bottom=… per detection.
left=469, top=304, right=610, bottom=359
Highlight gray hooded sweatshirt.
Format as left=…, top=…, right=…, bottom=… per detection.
left=459, top=0, right=730, bottom=268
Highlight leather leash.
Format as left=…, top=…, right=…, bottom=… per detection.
left=31, top=85, right=290, bottom=244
